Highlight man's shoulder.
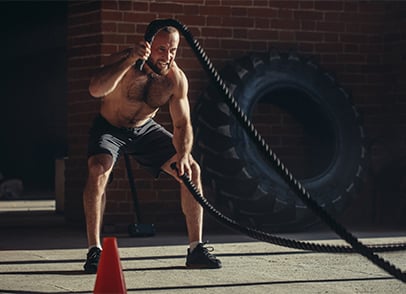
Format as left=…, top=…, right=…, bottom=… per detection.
left=168, top=62, right=188, bottom=99
left=170, top=62, right=187, bottom=84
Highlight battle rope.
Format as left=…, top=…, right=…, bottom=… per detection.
left=140, top=19, right=406, bottom=282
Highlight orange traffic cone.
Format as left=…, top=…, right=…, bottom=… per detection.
left=93, top=237, right=127, bottom=294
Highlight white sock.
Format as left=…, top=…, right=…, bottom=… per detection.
left=88, top=244, right=102, bottom=251
left=189, top=241, right=201, bottom=252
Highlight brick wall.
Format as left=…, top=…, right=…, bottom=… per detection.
left=65, top=1, right=406, bottom=231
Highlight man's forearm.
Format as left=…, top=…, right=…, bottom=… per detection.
left=88, top=54, right=136, bottom=98
left=173, top=123, right=194, bottom=157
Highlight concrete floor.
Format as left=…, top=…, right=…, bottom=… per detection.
left=1, top=200, right=406, bottom=293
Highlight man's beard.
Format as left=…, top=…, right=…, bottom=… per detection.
left=147, top=59, right=171, bottom=75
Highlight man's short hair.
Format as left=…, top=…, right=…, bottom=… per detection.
left=160, top=26, right=179, bottom=35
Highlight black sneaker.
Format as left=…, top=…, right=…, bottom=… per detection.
left=186, top=242, right=222, bottom=269
left=83, top=247, right=102, bottom=274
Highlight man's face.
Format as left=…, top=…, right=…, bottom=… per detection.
left=149, top=30, right=180, bottom=75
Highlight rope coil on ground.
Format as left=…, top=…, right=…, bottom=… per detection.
left=144, top=19, right=406, bottom=282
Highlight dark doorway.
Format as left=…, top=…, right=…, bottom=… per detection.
left=0, top=1, right=68, bottom=198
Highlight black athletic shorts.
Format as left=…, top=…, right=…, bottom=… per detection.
left=87, top=114, right=176, bottom=177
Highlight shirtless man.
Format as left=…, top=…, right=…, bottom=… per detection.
left=83, top=26, right=221, bottom=273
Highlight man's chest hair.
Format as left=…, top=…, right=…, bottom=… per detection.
left=125, top=72, right=174, bottom=108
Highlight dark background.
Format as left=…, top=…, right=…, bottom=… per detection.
left=0, top=1, right=68, bottom=196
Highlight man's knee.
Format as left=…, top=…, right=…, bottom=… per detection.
left=190, top=160, right=201, bottom=181
left=87, top=154, right=114, bottom=180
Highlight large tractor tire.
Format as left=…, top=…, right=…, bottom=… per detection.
left=193, top=51, right=367, bottom=232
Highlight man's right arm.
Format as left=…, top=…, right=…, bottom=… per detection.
left=88, top=41, right=150, bottom=98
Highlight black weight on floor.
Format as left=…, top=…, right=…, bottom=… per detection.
left=124, top=153, right=155, bottom=237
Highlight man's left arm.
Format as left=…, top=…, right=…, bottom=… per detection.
left=169, top=68, right=194, bottom=177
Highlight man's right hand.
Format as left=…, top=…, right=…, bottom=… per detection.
left=130, top=41, right=151, bottom=64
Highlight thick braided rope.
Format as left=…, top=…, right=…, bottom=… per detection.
left=144, top=19, right=406, bottom=282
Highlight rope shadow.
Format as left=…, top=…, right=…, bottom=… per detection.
left=0, top=259, right=82, bottom=265
left=124, top=265, right=186, bottom=271
left=0, top=276, right=396, bottom=294
left=127, top=276, right=395, bottom=292
left=0, top=250, right=313, bottom=266
left=0, top=269, right=87, bottom=276
left=0, top=290, right=90, bottom=294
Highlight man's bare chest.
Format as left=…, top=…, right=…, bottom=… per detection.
left=124, top=70, right=174, bottom=108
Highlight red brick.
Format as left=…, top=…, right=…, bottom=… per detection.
left=207, top=16, right=222, bottom=26
left=100, top=1, right=118, bottom=10
left=248, top=7, right=278, bottom=18
left=271, top=1, right=299, bottom=9
left=279, top=31, right=295, bottom=41
left=178, top=15, right=206, bottom=26
left=68, top=11, right=100, bottom=26
left=201, top=28, right=233, bottom=38
left=255, top=18, right=270, bottom=28
left=101, top=22, right=117, bottom=33
left=278, top=8, right=294, bottom=19
left=205, top=0, right=221, bottom=5
left=118, top=23, right=135, bottom=33
left=117, top=1, right=132, bottom=11
left=294, top=10, right=323, bottom=20
left=316, top=21, right=345, bottom=32
left=315, top=1, right=344, bottom=11
left=183, top=4, right=200, bottom=15
left=132, top=2, right=148, bottom=11
left=271, top=19, right=300, bottom=30
left=301, top=20, right=316, bottom=31
left=232, top=7, right=247, bottom=16
left=100, top=10, right=122, bottom=21
left=200, top=5, right=232, bottom=16
left=299, top=1, right=314, bottom=9
left=315, top=42, right=343, bottom=52
left=296, top=31, right=323, bottom=42
left=102, top=34, right=126, bottom=44
left=150, top=2, right=184, bottom=13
